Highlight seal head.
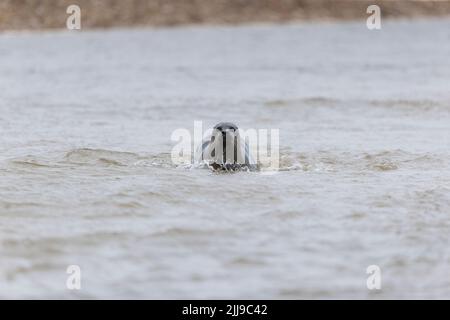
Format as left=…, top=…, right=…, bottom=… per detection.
left=199, top=122, right=257, bottom=171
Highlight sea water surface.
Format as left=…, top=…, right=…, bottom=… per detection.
left=0, top=19, right=450, bottom=299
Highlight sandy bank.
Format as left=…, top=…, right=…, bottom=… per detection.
left=1, top=0, right=449, bottom=31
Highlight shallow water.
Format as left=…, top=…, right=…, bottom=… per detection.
left=0, top=19, right=450, bottom=299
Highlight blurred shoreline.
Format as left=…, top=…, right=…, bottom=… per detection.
left=1, top=0, right=449, bottom=31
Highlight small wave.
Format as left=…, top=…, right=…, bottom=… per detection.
left=369, top=99, right=446, bottom=111
left=150, top=227, right=220, bottom=238
left=371, top=161, right=398, bottom=171
left=64, top=148, right=141, bottom=166
left=9, top=160, right=54, bottom=168
left=7, top=154, right=60, bottom=169
left=132, top=153, right=178, bottom=169
left=276, top=149, right=447, bottom=173
left=265, top=98, right=448, bottom=113
left=63, top=149, right=178, bottom=169
left=265, top=97, right=340, bottom=108
left=0, top=200, right=47, bottom=209
left=7, top=149, right=179, bottom=170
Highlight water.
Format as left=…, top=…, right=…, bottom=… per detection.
left=0, top=19, right=449, bottom=299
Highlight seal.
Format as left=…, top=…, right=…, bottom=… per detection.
left=197, top=122, right=258, bottom=171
